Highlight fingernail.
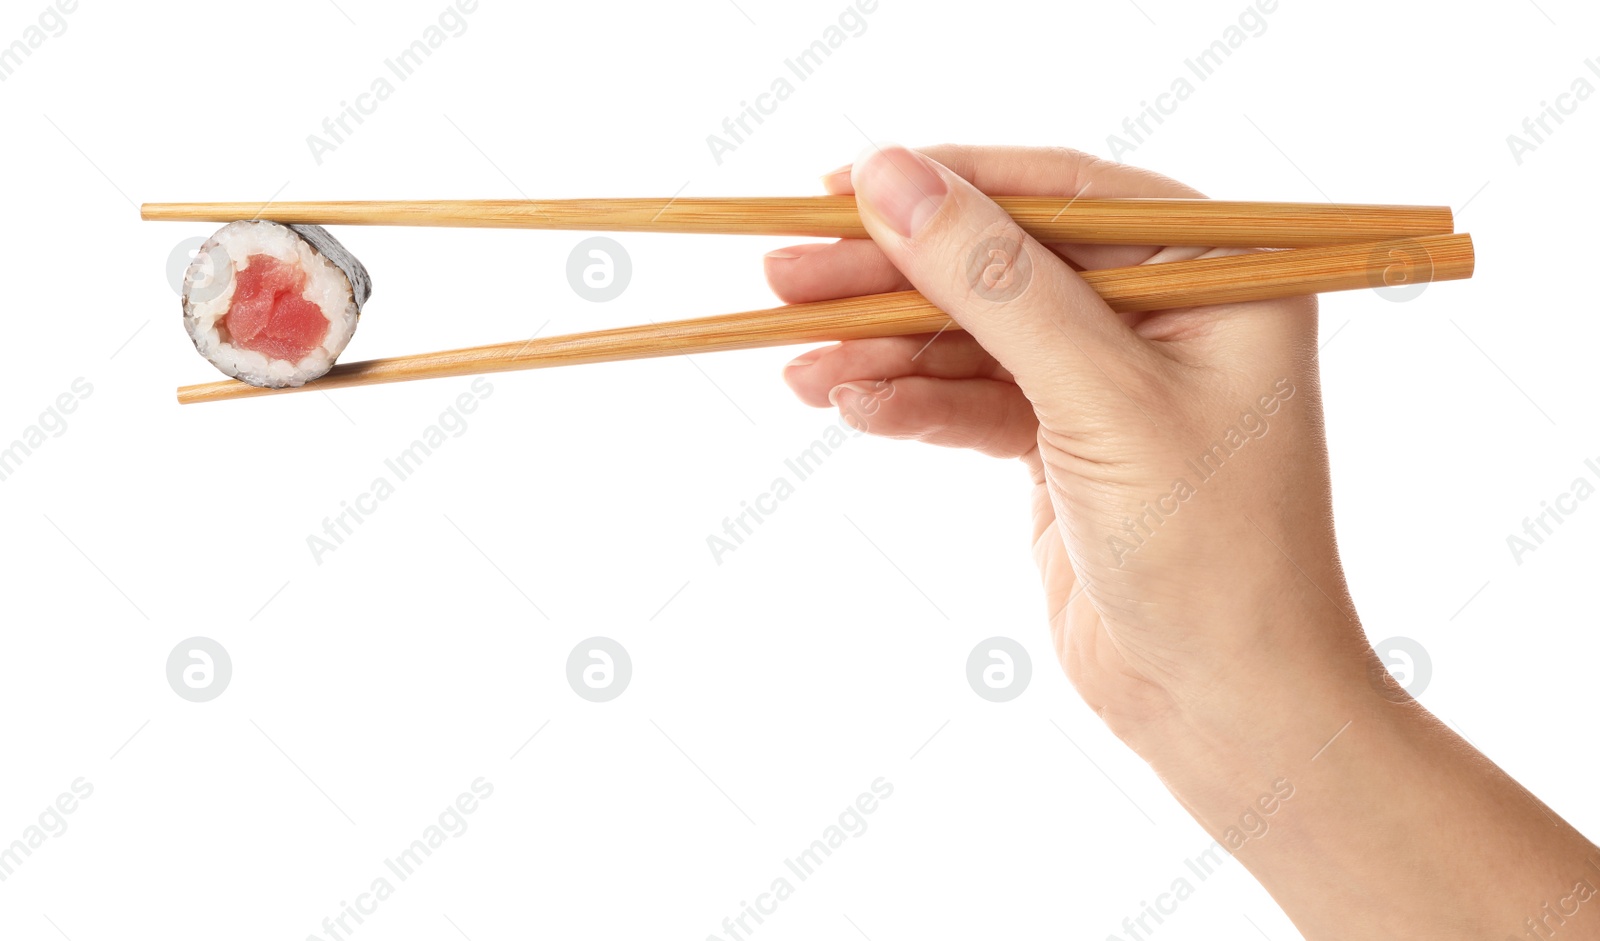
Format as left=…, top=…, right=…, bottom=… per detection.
left=820, top=163, right=852, bottom=187
left=766, top=243, right=827, bottom=263
left=851, top=144, right=947, bottom=238
left=786, top=348, right=825, bottom=369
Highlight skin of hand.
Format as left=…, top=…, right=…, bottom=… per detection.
left=768, top=145, right=1600, bottom=939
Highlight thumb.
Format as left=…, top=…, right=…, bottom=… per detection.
left=850, top=145, right=1158, bottom=427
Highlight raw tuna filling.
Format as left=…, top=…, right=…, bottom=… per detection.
left=222, top=254, right=330, bottom=362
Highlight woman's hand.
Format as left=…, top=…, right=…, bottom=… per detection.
left=769, top=145, right=1600, bottom=940
left=771, top=145, right=1369, bottom=748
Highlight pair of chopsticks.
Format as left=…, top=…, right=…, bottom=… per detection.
left=141, top=198, right=1473, bottom=404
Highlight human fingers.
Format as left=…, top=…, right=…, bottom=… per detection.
left=828, top=376, right=1039, bottom=459
left=782, top=332, right=1011, bottom=408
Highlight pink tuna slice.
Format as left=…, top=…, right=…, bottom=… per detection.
left=222, top=254, right=331, bottom=362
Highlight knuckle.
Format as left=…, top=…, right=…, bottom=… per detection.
left=927, top=142, right=975, bottom=175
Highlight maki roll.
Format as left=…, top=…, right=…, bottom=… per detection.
left=182, top=221, right=370, bottom=388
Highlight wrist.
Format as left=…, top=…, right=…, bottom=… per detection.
left=1116, top=625, right=1385, bottom=805
left=1114, top=628, right=1600, bottom=939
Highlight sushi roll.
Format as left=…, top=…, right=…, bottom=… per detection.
left=182, top=220, right=371, bottom=388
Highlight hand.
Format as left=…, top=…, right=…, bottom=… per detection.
left=769, top=145, right=1369, bottom=748
left=768, top=145, right=1600, bottom=940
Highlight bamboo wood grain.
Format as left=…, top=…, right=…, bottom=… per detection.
left=175, top=234, right=1473, bottom=405
left=142, top=197, right=1454, bottom=248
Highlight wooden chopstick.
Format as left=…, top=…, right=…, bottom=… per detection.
left=175, top=234, right=1473, bottom=405
left=141, top=197, right=1453, bottom=248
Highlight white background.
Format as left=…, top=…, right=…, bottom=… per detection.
left=0, top=0, right=1596, bottom=938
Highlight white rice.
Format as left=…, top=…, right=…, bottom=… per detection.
left=182, top=221, right=360, bottom=388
